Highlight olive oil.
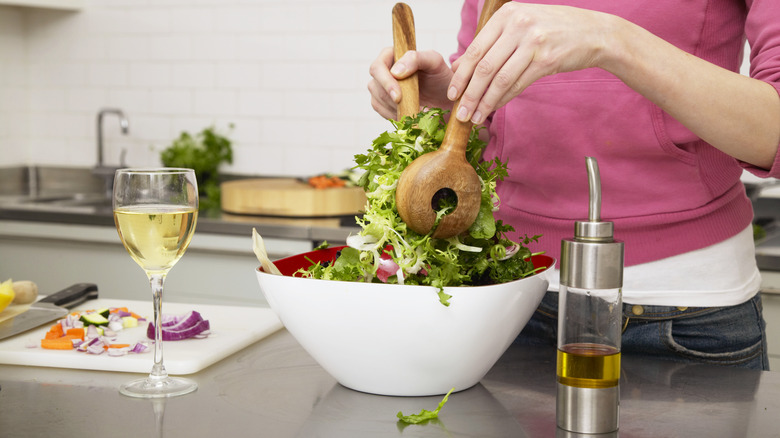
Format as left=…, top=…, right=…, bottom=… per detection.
left=556, top=158, right=623, bottom=433
left=557, top=343, right=620, bottom=389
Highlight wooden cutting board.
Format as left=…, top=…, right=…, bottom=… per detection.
left=221, top=178, right=366, bottom=217
left=0, top=299, right=283, bottom=375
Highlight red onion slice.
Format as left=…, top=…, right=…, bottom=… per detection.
left=147, top=311, right=211, bottom=341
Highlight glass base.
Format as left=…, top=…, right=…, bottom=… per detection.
left=120, top=375, right=198, bottom=398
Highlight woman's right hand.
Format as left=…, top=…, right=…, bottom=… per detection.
left=368, top=47, right=455, bottom=120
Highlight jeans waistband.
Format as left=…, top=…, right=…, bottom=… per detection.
left=620, top=303, right=722, bottom=320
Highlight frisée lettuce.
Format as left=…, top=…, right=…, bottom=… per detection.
left=300, top=108, right=543, bottom=305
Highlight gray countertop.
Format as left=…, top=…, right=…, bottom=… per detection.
left=1, top=329, right=778, bottom=437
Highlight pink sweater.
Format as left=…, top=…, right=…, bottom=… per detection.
left=453, top=0, right=780, bottom=266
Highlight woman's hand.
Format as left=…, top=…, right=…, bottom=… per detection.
left=368, top=47, right=455, bottom=120
left=448, top=2, right=779, bottom=168
left=449, top=3, right=615, bottom=124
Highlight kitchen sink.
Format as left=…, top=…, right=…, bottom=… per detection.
left=0, top=165, right=111, bottom=212
left=1, top=193, right=113, bottom=213
left=30, top=194, right=112, bottom=207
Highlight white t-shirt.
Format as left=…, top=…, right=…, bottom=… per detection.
left=547, top=225, right=762, bottom=307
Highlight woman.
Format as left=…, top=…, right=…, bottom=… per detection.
left=368, top=0, right=780, bottom=369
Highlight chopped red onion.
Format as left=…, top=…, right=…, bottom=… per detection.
left=377, top=253, right=400, bottom=283
left=147, top=311, right=211, bottom=341
left=130, top=342, right=150, bottom=354
left=108, top=346, right=131, bottom=357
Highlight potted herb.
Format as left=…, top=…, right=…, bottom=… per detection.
left=160, top=124, right=234, bottom=211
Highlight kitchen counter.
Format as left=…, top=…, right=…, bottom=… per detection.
left=0, top=164, right=362, bottom=245
left=1, top=329, right=778, bottom=437
left=0, top=197, right=361, bottom=245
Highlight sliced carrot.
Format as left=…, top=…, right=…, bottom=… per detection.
left=45, top=324, right=64, bottom=339
left=110, top=307, right=129, bottom=314
left=308, top=175, right=346, bottom=189
left=105, top=343, right=131, bottom=350
left=41, top=338, right=75, bottom=350
left=66, top=327, right=85, bottom=340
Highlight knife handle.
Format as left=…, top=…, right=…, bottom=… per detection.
left=38, top=283, right=99, bottom=308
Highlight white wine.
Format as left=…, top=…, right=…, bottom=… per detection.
left=114, top=205, right=198, bottom=275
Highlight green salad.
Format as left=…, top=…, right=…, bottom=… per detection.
left=300, top=108, right=543, bottom=305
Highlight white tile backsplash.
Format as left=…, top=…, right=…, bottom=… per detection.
left=0, top=0, right=463, bottom=176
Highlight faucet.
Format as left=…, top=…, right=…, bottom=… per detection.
left=94, top=108, right=129, bottom=198
left=96, top=108, right=129, bottom=168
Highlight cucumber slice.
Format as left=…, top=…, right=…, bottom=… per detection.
left=80, top=313, right=109, bottom=326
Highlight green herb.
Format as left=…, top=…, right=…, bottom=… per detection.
left=160, top=125, right=234, bottom=211
left=299, top=109, right=543, bottom=304
left=313, top=241, right=330, bottom=251
left=753, top=223, right=767, bottom=241
left=397, top=387, right=454, bottom=424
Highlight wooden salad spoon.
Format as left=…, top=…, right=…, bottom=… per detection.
left=392, top=2, right=420, bottom=121
left=395, top=0, right=508, bottom=238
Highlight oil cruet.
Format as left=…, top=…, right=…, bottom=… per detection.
left=556, top=157, right=625, bottom=434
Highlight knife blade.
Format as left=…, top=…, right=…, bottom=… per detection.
left=0, top=283, right=98, bottom=341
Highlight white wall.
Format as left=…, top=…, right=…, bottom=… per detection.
left=0, top=0, right=462, bottom=177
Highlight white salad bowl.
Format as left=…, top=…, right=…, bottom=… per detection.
left=255, top=246, right=555, bottom=397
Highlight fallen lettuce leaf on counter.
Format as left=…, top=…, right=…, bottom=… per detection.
left=299, top=108, right=544, bottom=305
left=397, top=387, right=454, bottom=424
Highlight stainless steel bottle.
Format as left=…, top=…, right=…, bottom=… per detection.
left=556, top=157, right=624, bottom=434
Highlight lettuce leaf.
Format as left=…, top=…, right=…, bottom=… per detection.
left=301, top=108, right=543, bottom=303
left=397, top=388, right=454, bottom=424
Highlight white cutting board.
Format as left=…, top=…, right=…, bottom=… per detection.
left=0, top=299, right=283, bottom=375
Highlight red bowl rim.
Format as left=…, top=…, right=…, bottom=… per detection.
left=260, top=245, right=554, bottom=280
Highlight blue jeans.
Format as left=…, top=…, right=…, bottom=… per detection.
left=515, top=291, right=770, bottom=370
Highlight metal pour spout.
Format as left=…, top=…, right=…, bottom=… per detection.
left=587, top=157, right=601, bottom=223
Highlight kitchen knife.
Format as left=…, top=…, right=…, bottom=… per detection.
left=0, top=283, right=98, bottom=341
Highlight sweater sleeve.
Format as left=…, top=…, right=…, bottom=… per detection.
left=740, top=0, right=780, bottom=178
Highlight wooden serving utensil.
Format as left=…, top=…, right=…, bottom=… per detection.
left=392, top=3, right=420, bottom=120
left=395, top=0, right=508, bottom=238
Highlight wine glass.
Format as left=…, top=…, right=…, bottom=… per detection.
left=113, top=168, right=199, bottom=398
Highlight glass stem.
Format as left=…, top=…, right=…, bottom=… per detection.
left=149, top=273, right=168, bottom=381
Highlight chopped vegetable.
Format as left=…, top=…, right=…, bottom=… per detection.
left=66, top=327, right=85, bottom=340
left=299, top=109, right=544, bottom=305
left=397, top=388, right=454, bottom=424
left=36, top=306, right=209, bottom=356
left=147, top=311, right=211, bottom=341
left=38, top=306, right=150, bottom=356
left=80, top=312, right=109, bottom=327
left=41, top=337, right=77, bottom=350
left=107, top=343, right=131, bottom=349
left=308, top=174, right=347, bottom=189
left=45, top=323, right=64, bottom=339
